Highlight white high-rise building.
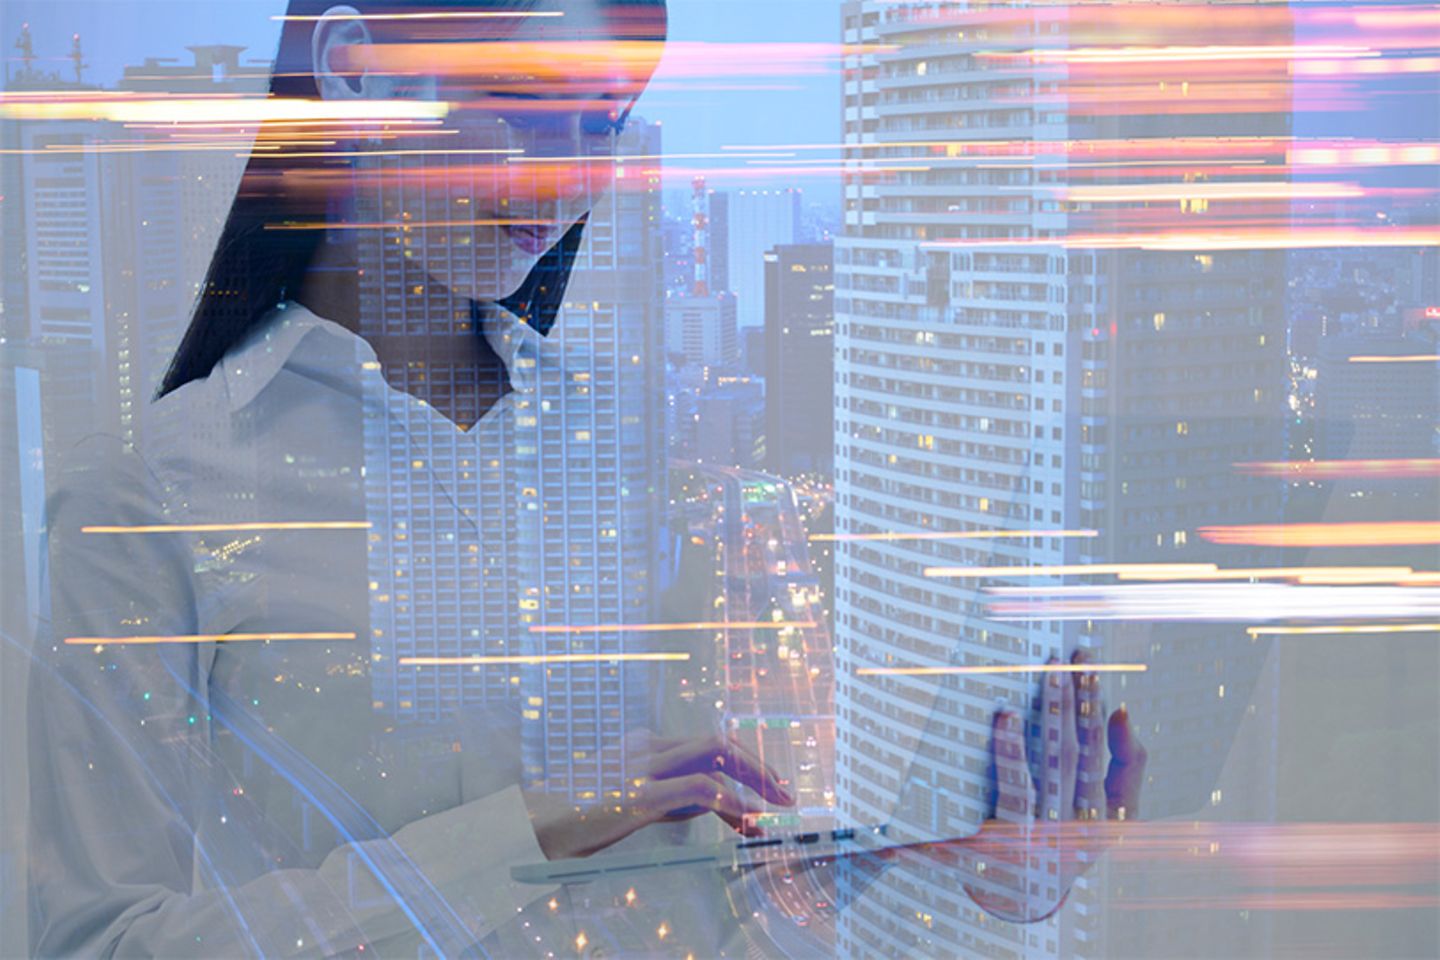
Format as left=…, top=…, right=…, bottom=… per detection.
left=833, top=3, right=1287, bottom=957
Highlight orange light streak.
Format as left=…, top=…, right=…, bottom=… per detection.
left=0, top=98, right=449, bottom=124
left=856, top=663, right=1149, bottom=677
left=995, top=44, right=1379, bottom=64
left=66, top=632, right=356, bottom=646
left=1235, top=458, right=1440, bottom=479
left=925, top=563, right=1218, bottom=579
left=1200, top=522, right=1440, bottom=548
left=1348, top=354, right=1440, bottom=364
left=273, top=10, right=564, bottom=20
left=812, top=529, right=1098, bottom=543
left=1058, top=182, right=1363, bottom=203
left=1246, top=623, right=1439, bottom=637
left=257, top=146, right=521, bottom=160
left=83, top=521, right=371, bottom=534
left=399, top=652, right=691, bottom=666
left=529, top=621, right=816, bottom=634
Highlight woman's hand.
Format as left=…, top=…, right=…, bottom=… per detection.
left=958, top=648, right=1148, bottom=922
left=525, top=731, right=796, bottom=861
left=881, top=650, right=1147, bottom=922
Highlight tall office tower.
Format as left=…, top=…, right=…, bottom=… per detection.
left=521, top=116, right=668, bottom=805
left=706, top=188, right=730, bottom=293
left=763, top=241, right=834, bottom=476
left=728, top=187, right=801, bottom=329
left=358, top=117, right=668, bottom=810
left=833, top=4, right=1288, bottom=957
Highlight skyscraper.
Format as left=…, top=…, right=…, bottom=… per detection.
left=356, top=119, right=669, bottom=811
left=833, top=3, right=1288, bottom=956
left=764, top=241, right=834, bottom=476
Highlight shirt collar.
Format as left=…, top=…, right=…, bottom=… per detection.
left=221, top=300, right=542, bottom=413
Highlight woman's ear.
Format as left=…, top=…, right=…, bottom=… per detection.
left=310, top=5, right=374, bottom=100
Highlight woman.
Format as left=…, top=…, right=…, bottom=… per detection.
left=29, top=1, right=1144, bottom=955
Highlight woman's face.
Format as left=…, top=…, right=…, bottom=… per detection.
left=311, top=1, right=664, bottom=301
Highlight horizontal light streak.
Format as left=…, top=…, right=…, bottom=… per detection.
left=345, top=41, right=884, bottom=80
left=264, top=218, right=564, bottom=231
left=1, top=142, right=321, bottom=156
left=83, top=521, right=371, bottom=534
left=1291, top=144, right=1440, bottom=167
left=986, top=584, right=1440, bottom=623
left=1235, top=458, right=1440, bottom=479
left=257, top=146, right=520, bottom=160
left=508, top=152, right=791, bottom=164
left=273, top=10, right=563, bottom=20
left=997, top=44, right=1379, bottom=64
left=399, top=652, right=690, bottom=666
left=1199, top=522, right=1440, bottom=547
left=925, top=562, right=1217, bottom=579
left=529, top=620, right=816, bottom=634
left=925, top=227, right=1440, bottom=252
left=1348, top=354, right=1440, bottom=364
left=812, top=528, right=1097, bottom=543
left=1117, top=566, right=1417, bottom=584
left=66, top=632, right=356, bottom=646
left=856, top=663, right=1148, bottom=677
left=0, top=98, right=450, bottom=124
left=1059, top=182, right=1363, bottom=203
left=1246, top=623, right=1439, bottom=637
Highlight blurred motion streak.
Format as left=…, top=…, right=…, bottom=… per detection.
left=82, top=521, right=371, bottom=534
left=1246, top=624, right=1439, bottom=637
left=1199, top=522, right=1440, bottom=547
left=1347, top=353, right=1440, bottom=363
left=0, top=97, right=450, bottom=123
left=855, top=663, right=1148, bottom=677
left=1234, top=459, right=1440, bottom=479
left=812, top=528, right=1097, bottom=543
left=528, top=620, right=816, bottom=634
left=64, top=633, right=357, bottom=646
left=397, top=653, right=691, bottom=666
left=986, top=584, right=1440, bottom=622
left=925, top=563, right=1217, bottom=579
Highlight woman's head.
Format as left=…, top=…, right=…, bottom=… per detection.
left=161, top=0, right=665, bottom=396
left=297, top=0, right=665, bottom=298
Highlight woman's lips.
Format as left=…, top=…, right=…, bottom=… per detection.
left=504, top=223, right=555, bottom=256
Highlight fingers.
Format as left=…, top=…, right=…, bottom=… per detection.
left=1072, top=649, right=1107, bottom=821
left=1040, top=656, right=1078, bottom=821
left=641, top=773, right=767, bottom=836
left=648, top=733, right=794, bottom=806
left=991, top=708, right=1034, bottom=825
left=1105, top=706, right=1148, bottom=821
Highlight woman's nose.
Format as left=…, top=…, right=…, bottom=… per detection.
left=529, top=119, right=590, bottom=204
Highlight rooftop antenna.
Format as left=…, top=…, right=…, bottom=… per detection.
left=13, top=23, right=35, bottom=81
left=70, top=33, right=87, bottom=85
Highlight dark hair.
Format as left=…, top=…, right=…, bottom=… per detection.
left=159, top=0, right=664, bottom=398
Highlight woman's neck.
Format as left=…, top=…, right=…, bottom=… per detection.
left=295, top=234, right=513, bottom=431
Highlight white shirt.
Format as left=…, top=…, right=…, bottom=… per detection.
left=29, top=302, right=563, bottom=957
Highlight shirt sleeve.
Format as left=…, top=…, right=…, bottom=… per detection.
left=28, top=434, right=556, bottom=958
